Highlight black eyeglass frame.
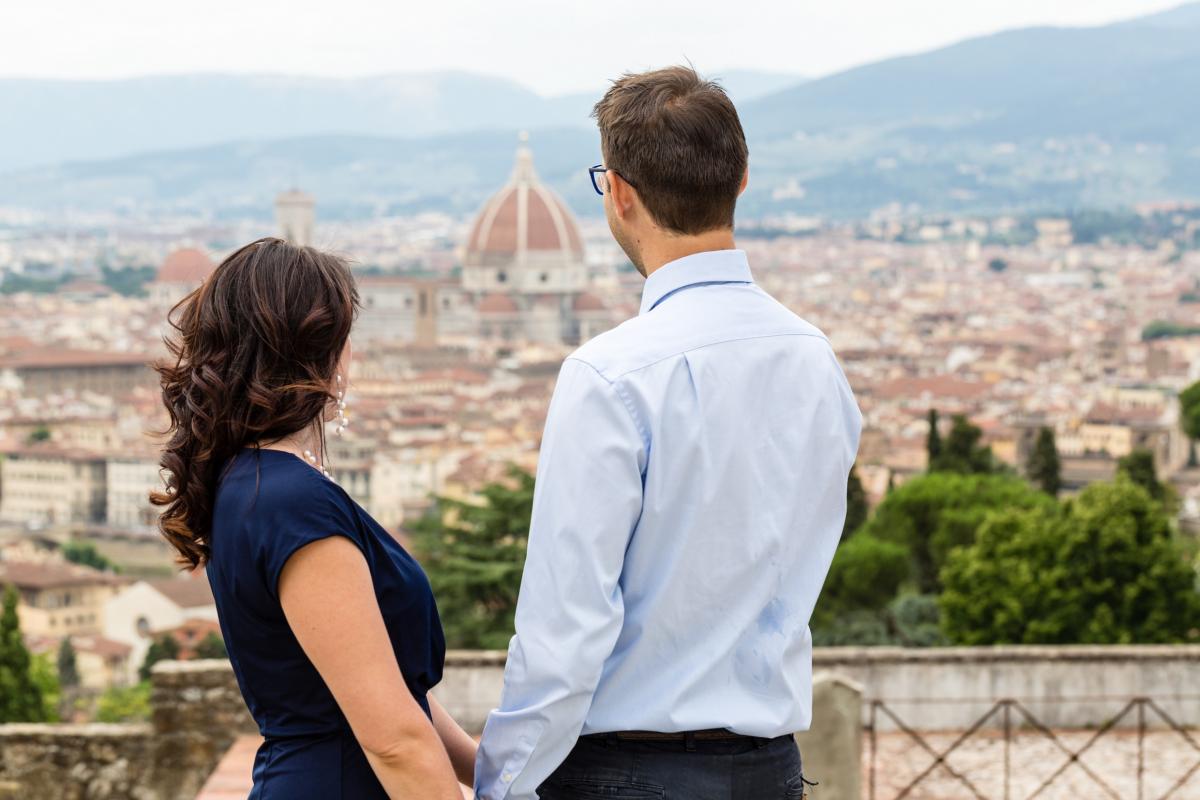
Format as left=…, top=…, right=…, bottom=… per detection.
left=589, top=164, right=637, bottom=196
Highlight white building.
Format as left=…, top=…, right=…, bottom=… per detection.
left=276, top=189, right=316, bottom=247
left=104, top=574, right=218, bottom=683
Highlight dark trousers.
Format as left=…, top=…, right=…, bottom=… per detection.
left=536, top=733, right=808, bottom=800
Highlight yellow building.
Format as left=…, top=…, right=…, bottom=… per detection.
left=0, top=447, right=107, bottom=525
left=0, top=560, right=127, bottom=638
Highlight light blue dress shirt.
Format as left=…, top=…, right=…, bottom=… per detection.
left=475, top=249, right=862, bottom=800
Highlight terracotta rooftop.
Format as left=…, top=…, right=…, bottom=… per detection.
left=0, top=344, right=151, bottom=370
left=156, top=248, right=215, bottom=285
left=0, top=560, right=126, bottom=591
left=147, top=573, right=215, bottom=609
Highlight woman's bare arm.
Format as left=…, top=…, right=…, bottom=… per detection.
left=428, top=693, right=478, bottom=787
left=280, top=536, right=461, bottom=800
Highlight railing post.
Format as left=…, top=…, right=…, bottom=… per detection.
left=794, top=673, right=864, bottom=800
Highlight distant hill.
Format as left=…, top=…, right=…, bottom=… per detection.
left=0, top=69, right=804, bottom=174
left=2, top=4, right=1197, bottom=218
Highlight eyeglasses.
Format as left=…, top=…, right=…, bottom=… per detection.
left=589, top=164, right=637, bottom=196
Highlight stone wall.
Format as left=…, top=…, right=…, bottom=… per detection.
left=814, top=645, right=1200, bottom=730
left=0, top=660, right=255, bottom=800
left=440, top=645, right=1200, bottom=734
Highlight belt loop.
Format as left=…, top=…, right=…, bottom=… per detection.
left=684, top=731, right=697, bottom=752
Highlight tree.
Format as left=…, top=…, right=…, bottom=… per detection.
left=0, top=584, right=48, bottom=722
left=929, top=415, right=999, bottom=474
left=62, top=541, right=115, bottom=572
left=1026, top=427, right=1062, bottom=496
left=987, top=258, right=1008, bottom=273
left=410, top=468, right=534, bottom=649
left=29, top=653, right=61, bottom=722
left=857, top=472, right=1054, bottom=593
left=939, top=480, right=1200, bottom=645
left=1179, top=381, right=1200, bottom=466
left=814, top=534, right=911, bottom=628
left=56, top=637, right=79, bottom=688
left=842, top=465, right=868, bottom=539
left=194, top=632, right=228, bottom=660
left=139, top=634, right=180, bottom=681
left=27, top=426, right=51, bottom=443
left=925, top=409, right=942, bottom=468
left=1117, top=449, right=1165, bottom=503
left=96, top=682, right=151, bottom=722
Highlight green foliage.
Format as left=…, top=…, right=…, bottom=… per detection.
left=139, top=634, right=180, bottom=681
left=930, top=415, right=999, bottom=475
left=62, top=540, right=116, bottom=572
left=30, top=654, right=61, bottom=722
left=27, top=426, right=51, bottom=443
left=410, top=468, right=534, bottom=649
left=1026, top=427, right=1062, bottom=496
left=194, top=632, right=228, bottom=660
left=1142, top=320, right=1200, bottom=341
left=986, top=258, right=1008, bottom=273
left=56, top=637, right=80, bottom=688
left=0, top=274, right=65, bottom=294
left=100, top=265, right=156, bottom=297
left=858, top=472, right=1053, bottom=593
left=1117, top=449, right=1165, bottom=503
left=1180, top=381, right=1200, bottom=441
left=940, top=480, right=1200, bottom=645
left=813, top=533, right=910, bottom=630
left=926, top=409, right=942, bottom=466
left=0, top=584, right=48, bottom=722
left=842, top=465, right=868, bottom=540
left=96, top=681, right=151, bottom=722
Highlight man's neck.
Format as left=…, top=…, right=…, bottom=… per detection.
left=639, top=229, right=737, bottom=278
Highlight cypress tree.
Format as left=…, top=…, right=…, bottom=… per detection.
left=0, top=584, right=47, bottom=722
left=1026, top=426, right=1062, bottom=496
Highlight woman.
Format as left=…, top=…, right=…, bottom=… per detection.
left=150, top=238, right=475, bottom=799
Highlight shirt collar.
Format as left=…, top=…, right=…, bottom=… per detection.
left=639, top=249, right=754, bottom=315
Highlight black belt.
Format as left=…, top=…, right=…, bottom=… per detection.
left=582, top=729, right=785, bottom=751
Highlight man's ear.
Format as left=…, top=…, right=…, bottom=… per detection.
left=608, top=171, right=636, bottom=221
left=738, top=166, right=749, bottom=197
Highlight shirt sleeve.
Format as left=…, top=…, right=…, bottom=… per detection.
left=475, top=357, right=647, bottom=800
left=255, top=474, right=365, bottom=601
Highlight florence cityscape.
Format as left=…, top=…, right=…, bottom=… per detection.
left=1, top=1, right=1200, bottom=798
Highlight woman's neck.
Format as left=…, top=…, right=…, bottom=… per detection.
left=257, top=426, right=323, bottom=464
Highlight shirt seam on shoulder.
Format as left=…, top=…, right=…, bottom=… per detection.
left=593, top=331, right=833, bottom=382
left=564, top=357, right=650, bottom=446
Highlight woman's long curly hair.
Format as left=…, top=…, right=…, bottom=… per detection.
left=150, top=238, right=360, bottom=568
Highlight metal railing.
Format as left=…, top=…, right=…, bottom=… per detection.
left=867, top=697, right=1200, bottom=800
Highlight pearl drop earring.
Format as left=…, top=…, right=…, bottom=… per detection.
left=334, top=374, right=348, bottom=437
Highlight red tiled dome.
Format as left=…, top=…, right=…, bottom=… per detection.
left=478, top=293, right=520, bottom=314
left=466, top=138, right=584, bottom=263
left=157, top=248, right=215, bottom=284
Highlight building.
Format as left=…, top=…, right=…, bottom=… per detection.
left=105, top=455, right=164, bottom=529
left=356, top=135, right=620, bottom=346
left=26, top=633, right=133, bottom=689
left=147, top=247, right=216, bottom=305
left=276, top=189, right=316, bottom=247
left=104, top=573, right=218, bottom=683
left=0, top=447, right=107, bottom=525
left=0, top=559, right=127, bottom=638
left=0, top=340, right=154, bottom=399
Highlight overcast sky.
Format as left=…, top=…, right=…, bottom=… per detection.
left=0, top=0, right=1185, bottom=95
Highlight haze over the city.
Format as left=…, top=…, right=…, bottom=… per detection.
left=1, top=0, right=1184, bottom=94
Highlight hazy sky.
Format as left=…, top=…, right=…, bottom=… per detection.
left=0, top=0, right=1185, bottom=95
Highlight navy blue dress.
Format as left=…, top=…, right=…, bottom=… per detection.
left=207, top=447, right=445, bottom=799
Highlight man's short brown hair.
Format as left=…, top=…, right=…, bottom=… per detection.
left=592, top=66, right=749, bottom=235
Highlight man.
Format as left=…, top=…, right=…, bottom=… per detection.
left=475, top=66, right=862, bottom=800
